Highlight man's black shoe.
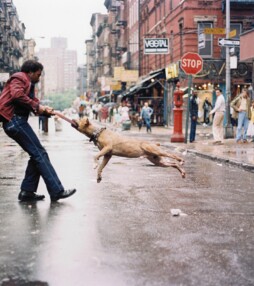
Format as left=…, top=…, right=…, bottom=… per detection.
left=50, top=189, right=76, bottom=202
left=18, top=191, right=45, bottom=202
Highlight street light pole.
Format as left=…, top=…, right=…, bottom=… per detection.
left=138, top=0, right=141, bottom=77
left=224, top=0, right=234, bottom=138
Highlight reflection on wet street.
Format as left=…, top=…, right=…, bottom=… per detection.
left=0, top=118, right=254, bottom=286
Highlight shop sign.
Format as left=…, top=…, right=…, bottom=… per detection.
left=144, top=38, right=169, bottom=54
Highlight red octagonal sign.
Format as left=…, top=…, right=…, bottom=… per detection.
left=181, top=52, right=203, bottom=75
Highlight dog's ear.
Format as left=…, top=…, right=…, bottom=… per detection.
left=79, top=117, right=90, bottom=130
left=85, top=117, right=90, bottom=126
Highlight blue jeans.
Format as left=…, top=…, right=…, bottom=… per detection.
left=190, top=116, right=197, bottom=142
left=236, top=111, right=249, bottom=142
left=3, top=115, right=64, bottom=195
left=143, top=117, right=151, bottom=132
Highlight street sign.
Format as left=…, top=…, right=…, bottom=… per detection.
left=181, top=52, right=203, bottom=75
left=218, top=38, right=240, bottom=47
left=229, top=29, right=237, bottom=38
left=204, top=28, right=225, bottom=35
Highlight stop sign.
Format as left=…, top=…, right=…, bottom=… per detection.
left=181, top=52, right=203, bottom=75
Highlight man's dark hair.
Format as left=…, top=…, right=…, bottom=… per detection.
left=21, top=60, right=43, bottom=73
left=215, top=88, right=222, bottom=93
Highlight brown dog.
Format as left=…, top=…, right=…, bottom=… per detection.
left=74, top=117, right=186, bottom=183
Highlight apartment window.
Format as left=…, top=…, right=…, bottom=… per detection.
left=198, top=22, right=213, bottom=58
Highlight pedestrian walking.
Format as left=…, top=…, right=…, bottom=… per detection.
left=246, top=100, right=254, bottom=142
left=230, top=88, right=251, bottom=144
left=78, top=103, right=85, bottom=119
left=141, top=102, right=153, bottom=133
left=189, top=91, right=199, bottom=143
left=92, top=102, right=99, bottom=120
left=209, top=89, right=225, bottom=145
left=0, top=60, right=76, bottom=202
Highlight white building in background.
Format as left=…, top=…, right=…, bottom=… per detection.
left=37, top=37, right=77, bottom=94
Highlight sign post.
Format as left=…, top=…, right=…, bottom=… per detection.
left=224, top=0, right=234, bottom=139
left=180, top=52, right=203, bottom=143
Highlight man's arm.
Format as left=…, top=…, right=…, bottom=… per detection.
left=210, top=96, right=222, bottom=115
left=10, top=78, right=39, bottom=113
left=230, top=96, right=240, bottom=112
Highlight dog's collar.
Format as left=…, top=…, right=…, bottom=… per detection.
left=89, top=127, right=106, bottom=145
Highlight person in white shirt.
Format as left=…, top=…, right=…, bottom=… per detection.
left=209, top=89, right=225, bottom=145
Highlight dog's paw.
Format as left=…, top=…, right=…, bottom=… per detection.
left=181, top=172, right=186, bottom=178
left=180, top=160, right=185, bottom=165
left=97, top=176, right=102, bottom=183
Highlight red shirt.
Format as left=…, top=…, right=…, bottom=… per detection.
left=0, top=72, right=40, bottom=121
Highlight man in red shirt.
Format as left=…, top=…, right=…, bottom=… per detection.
left=0, top=60, right=76, bottom=202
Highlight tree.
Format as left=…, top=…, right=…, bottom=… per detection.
left=46, top=90, right=77, bottom=111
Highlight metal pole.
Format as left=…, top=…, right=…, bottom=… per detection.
left=138, top=0, right=141, bottom=77
left=184, top=75, right=192, bottom=143
left=224, top=0, right=234, bottom=138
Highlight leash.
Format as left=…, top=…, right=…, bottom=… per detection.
left=53, top=111, right=105, bottom=143
left=53, top=111, right=76, bottom=125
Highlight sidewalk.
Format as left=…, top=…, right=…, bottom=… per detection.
left=98, top=120, right=254, bottom=173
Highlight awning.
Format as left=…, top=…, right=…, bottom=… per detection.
left=121, top=69, right=166, bottom=98
left=136, top=71, right=163, bottom=88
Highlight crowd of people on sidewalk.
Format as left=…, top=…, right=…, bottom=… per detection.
left=189, top=87, right=254, bottom=145
left=76, top=86, right=254, bottom=145
left=76, top=100, right=154, bottom=133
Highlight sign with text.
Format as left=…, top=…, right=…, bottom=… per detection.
left=181, top=52, right=203, bottom=75
left=218, top=38, right=240, bottom=47
left=120, top=70, right=139, bottom=82
left=114, top=67, right=125, bottom=81
left=204, top=28, right=225, bottom=35
left=144, top=38, right=169, bottom=54
left=229, top=29, right=237, bottom=38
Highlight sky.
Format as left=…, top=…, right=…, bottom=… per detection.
left=13, top=0, right=107, bottom=64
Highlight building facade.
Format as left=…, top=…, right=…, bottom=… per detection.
left=84, top=0, right=254, bottom=126
left=36, top=37, right=78, bottom=94
left=0, top=0, right=25, bottom=90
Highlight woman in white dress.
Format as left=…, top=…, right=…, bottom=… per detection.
left=120, top=102, right=130, bottom=122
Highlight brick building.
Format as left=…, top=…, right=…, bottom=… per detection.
left=84, top=0, right=254, bottom=125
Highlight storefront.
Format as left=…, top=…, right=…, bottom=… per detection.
left=121, top=69, right=166, bottom=126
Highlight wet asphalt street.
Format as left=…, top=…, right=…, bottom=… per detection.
left=0, top=117, right=254, bottom=286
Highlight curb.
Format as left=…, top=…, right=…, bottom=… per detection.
left=167, top=144, right=254, bottom=173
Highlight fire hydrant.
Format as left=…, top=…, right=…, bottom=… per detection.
left=171, top=82, right=184, bottom=142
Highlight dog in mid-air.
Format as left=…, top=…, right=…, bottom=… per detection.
left=72, top=117, right=186, bottom=183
